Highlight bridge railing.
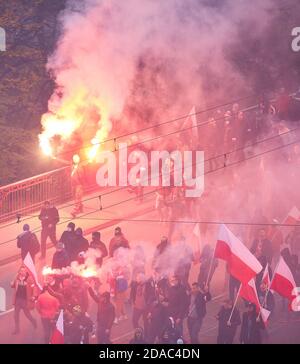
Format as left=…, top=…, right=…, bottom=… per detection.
left=0, top=167, right=73, bottom=224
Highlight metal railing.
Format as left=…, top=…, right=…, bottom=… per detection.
left=0, top=167, right=73, bottom=223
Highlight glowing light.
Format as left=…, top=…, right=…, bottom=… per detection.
left=42, top=266, right=55, bottom=276
left=81, top=267, right=97, bottom=278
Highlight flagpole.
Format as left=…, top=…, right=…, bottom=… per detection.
left=228, top=282, right=241, bottom=324
left=205, top=244, right=216, bottom=287
left=257, top=259, right=280, bottom=320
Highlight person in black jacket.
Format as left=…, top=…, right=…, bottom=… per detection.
left=39, top=201, right=59, bottom=260
left=51, top=242, right=70, bottom=270
left=147, top=293, right=169, bottom=343
left=187, top=282, right=212, bottom=343
left=70, top=228, right=89, bottom=262
left=66, top=305, right=94, bottom=344
left=240, top=303, right=264, bottom=344
left=60, top=222, right=76, bottom=260
left=17, top=224, right=39, bottom=262
left=130, top=273, right=156, bottom=337
left=217, top=299, right=241, bottom=344
left=89, top=231, right=108, bottom=267
left=165, top=275, right=189, bottom=337
left=88, top=287, right=115, bottom=344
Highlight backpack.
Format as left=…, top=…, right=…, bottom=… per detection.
left=115, top=275, right=128, bottom=293
left=30, top=233, right=40, bottom=255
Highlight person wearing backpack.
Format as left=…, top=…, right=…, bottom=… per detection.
left=17, top=224, right=40, bottom=263
left=112, top=265, right=129, bottom=324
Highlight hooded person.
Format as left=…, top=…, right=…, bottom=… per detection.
left=129, top=327, right=147, bottom=344
left=88, top=287, right=115, bottom=344
left=71, top=228, right=89, bottom=262
left=51, top=242, right=70, bottom=270
left=158, top=317, right=181, bottom=344
left=240, top=303, right=264, bottom=344
left=109, top=227, right=130, bottom=258
left=60, top=222, right=76, bottom=259
left=89, top=231, right=108, bottom=267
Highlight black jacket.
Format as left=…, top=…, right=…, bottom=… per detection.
left=130, top=279, right=156, bottom=307
left=165, top=284, right=189, bottom=320
left=17, top=231, right=37, bottom=260
left=51, top=250, right=70, bottom=270
left=39, top=206, right=59, bottom=229
left=66, top=314, right=94, bottom=344
left=188, top=291, right=212, bottom=319
left=88, top=288, right=115, bottom=329
left=240, top=312, right=264, bottom=344
left=69, top=235, right=89, bottom=261
left=60, top=230, right=76, bottom=257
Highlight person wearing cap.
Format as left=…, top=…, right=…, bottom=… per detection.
left=60, top=222, right=76, bottom=259
left=108, top=227, right=130, bottom=258
left=89, top=232, right=108, bottom=267
left=66, top=305, right=94, bottom=344
left=51, top=242, right=70, bottom=270
left=240, top=303, right=264, bottom=344
left=38, top=201, right=60, bottom=260
left=17, top=224, right=40, bottom=262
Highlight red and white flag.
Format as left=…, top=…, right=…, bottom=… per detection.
left=214, top=225, right=263, bottom=284
left=270, top=256, right=298, bottom=309
left=240, top=278, right=261, bottom=312
left=262, top=264, right=271, bottom=288
left=284, top=206, right=300, bottom=225
left=50, top=310, right=64, bottom=344
left=23, top=253, right=42, bottom=291
left=240, top=279, right=271, bottom=324
left=260, top=307, right=271, bottom=324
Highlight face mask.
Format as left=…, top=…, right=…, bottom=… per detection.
left=67, top=228, right=72, bottom=232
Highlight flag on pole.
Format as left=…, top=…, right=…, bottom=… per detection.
left=214, top=224, right=263, bottom=284
left=283, top=206, right=300, bottom=225
left=23, top=253, right=42, bottom=291
left=270, top=256, right=298, bottom=309
left=262, top=264, right=271, bottom=288
left=239, top=278, right=261, bottom=312
left=240, top=279, right=271, bottom=324
left=260, top=307, right=271, bottom=324
left=50, top=310, right=64, bottom=344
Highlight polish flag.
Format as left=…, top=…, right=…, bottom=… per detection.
left=240, top=279, right=271, bottom=324
left=284, top=206, right=300, bottom=225
left=240, top=278, right=260, bottom=312
left=270, top=257, right=298, bottom=309
left=50, top=310, right=64, bottom=344
left=23, top=253, right=42, bottom=291
left=260, top=307, right=271, bottom=325
left=192, top=223, right=202, bottom=262
left=215, top=225, right=262, bottom=284
left=262, top=264, right=271, bottom=287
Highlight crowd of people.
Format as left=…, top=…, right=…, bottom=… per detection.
left=10, top=92, right=300, bottom=344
